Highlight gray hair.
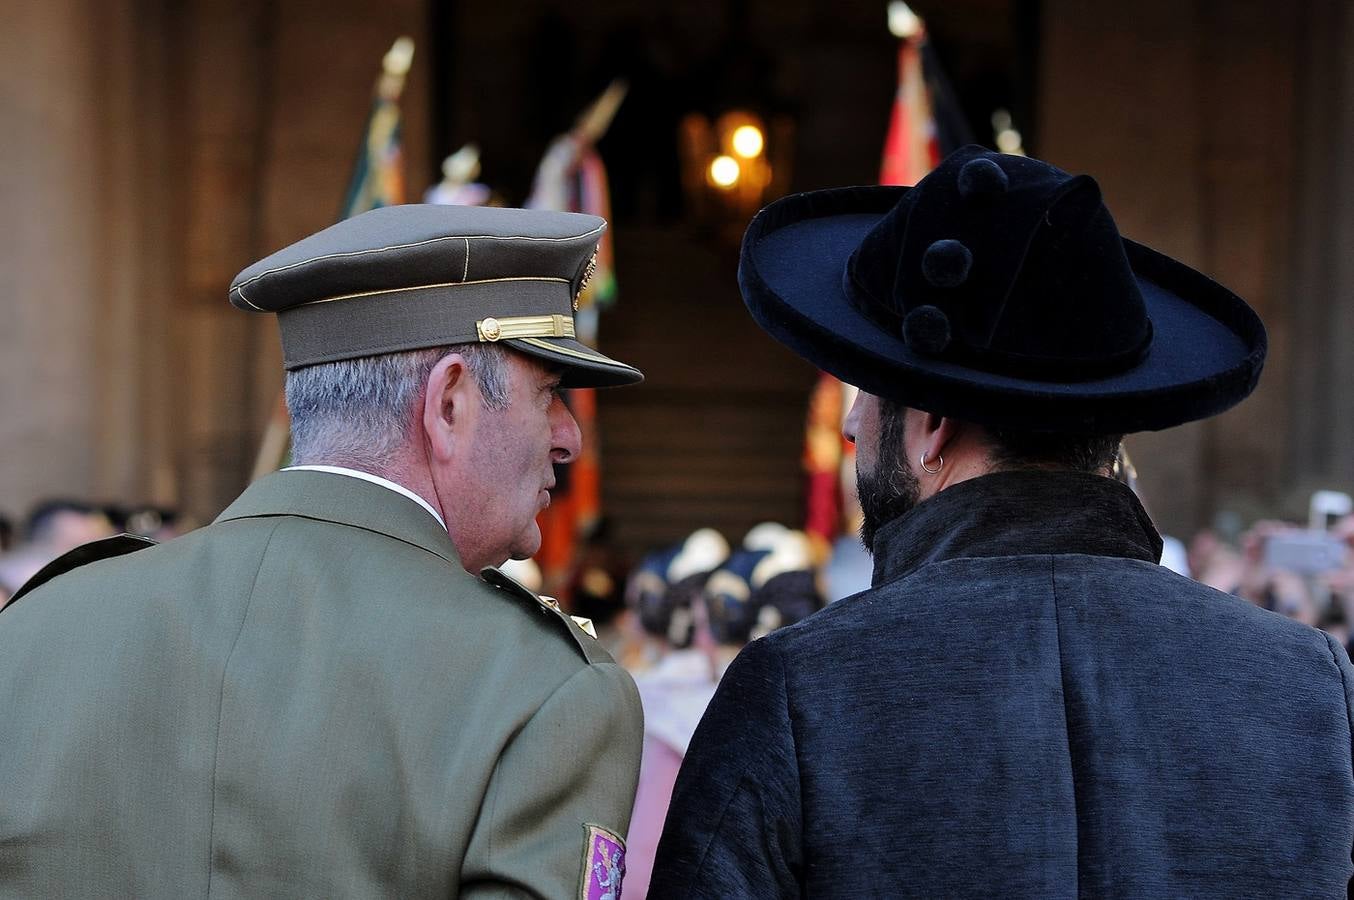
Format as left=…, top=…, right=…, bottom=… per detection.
left=285, top=343, right=510, bottom=469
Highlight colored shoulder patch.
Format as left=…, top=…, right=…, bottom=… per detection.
left=480, top=566, right=613, bottom=665
left=579, top=823, right=626, bottom=900
left=3, top=533, right=158, bottom=611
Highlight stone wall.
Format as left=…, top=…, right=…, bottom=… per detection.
left=1039, top=0, right=1305, bottom=534
left=5, top=0, right=1351, bottom=544
left=0, top=0, right=431, bottom=524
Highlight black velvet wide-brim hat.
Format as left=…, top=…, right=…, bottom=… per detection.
left=739, top=145, right=1267, bottom=434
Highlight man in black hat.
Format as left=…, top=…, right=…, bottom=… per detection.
left=0, top=205, right=645, bottom=898
left=650, top=147, right=1354, bottom=896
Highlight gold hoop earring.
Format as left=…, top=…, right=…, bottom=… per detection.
left=920, top=452, right=943, bottom=475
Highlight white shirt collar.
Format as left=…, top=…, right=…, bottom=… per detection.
left=282, top=465, right=446, bottom=530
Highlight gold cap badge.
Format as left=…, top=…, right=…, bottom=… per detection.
left=478, top=316, right=502, bottom=341
left=575, top=249, right=599, bottom=312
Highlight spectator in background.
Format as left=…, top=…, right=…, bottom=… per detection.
left=568, top=520, right=634, bottom=661
left=624, top=543, right=686, bottom=675
left=1206, top=511, right=1354, bottom=654
left=115, top=504, right=189, bottom=542
left=0, top=499, right=114, bottom=600
left=626, top=527, right=823, bottom=897
left=623, top=530, right=728, bottom=896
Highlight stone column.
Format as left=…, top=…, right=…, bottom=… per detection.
left=1286, top=0, right=1354, bottom=502
left=168, top=0, right=432, bottom=521
left=1039, top=0, right=1298, bottom=535
left=1, top=1, right=120, bottom=518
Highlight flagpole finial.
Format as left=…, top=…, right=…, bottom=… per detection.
left=441, top=144, right=482, bottom=186
left=383, top=37, right=415, bottom=76
left=888, top=2, right=923, bottom=38
left=378, top=37, right=416, bottom=101
left=575, top=79, right=629, bottom=145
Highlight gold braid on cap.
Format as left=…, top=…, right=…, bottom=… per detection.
left=476, top=314, right=575, bottom=342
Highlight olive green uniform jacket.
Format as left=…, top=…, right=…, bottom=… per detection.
left=0, top=470, right=643, bottom=898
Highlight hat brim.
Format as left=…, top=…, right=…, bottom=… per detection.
left=506, top=336, right=644, bottom=388
left=738, top=186, right=1266, bottom=434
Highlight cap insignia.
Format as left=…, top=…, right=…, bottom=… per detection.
left=575, top=250, right=599, bottom=311
left=479, top=317, right=502, bottom=341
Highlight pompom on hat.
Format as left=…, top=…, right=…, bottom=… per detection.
left=737, top=145, right=1267, bottom=433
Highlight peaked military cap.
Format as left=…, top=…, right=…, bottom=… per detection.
left=229, top=204, right=643, bottom=387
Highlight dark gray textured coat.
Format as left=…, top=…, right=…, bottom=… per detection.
left=651, top=471, right=1354, bottom=897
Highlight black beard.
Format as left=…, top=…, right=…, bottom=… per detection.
left=857, top=454, right=921, bottom=553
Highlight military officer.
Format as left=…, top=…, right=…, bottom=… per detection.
left=0, top=205, right=645, bottom=898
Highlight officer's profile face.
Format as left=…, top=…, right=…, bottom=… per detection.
left=435, top=351, right=581, bottom=570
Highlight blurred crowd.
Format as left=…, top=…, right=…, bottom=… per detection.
left=0, top=500, right=186, bottom=606
left=5, top=486, right=1354, bottom=890
left=5, top=491, right=1352, bottom=658
left=1186, top=513, right=1354, bottom=649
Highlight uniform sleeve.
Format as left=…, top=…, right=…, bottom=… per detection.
left=460, top=661, right=644, bottom=899
left=649, top=637, right=803, bottom=898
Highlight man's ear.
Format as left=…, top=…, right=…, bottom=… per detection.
left=422, top=353, right=476, bottom=462
left=917, top=411, right=962, bottom=465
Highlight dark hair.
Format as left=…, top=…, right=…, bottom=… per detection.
left=24, top=499, right=101, bottom=543
left=984, top=427, right=1123, bottom=474
left=877, top=398, right=1121, bottom=475
left=713, top=571, right=824, bottom=645
left=650, top=573, right=710, bottom=650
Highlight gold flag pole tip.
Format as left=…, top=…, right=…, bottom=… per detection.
left=383, top=37, right=415, bottom=76
left=888, top=2, right=922, bottom=38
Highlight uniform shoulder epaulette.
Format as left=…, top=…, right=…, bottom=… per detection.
left=3, top=533, right=158, bottom=611
left=480, top=566, right=613, bottom=665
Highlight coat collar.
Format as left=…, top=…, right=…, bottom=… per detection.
left=215, top=470, right=462, bottom=569
left=870, top=469, right=1164, bottom=586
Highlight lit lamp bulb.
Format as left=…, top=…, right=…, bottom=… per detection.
left=731, top=125, right=764, bottom=159
left=709, top=155, right=741, bottom=188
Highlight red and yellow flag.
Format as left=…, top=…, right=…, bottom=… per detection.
left=804, top=18, right=945, bottom=549
left=528, top=82, right=626, bottom=601
left=879, top=27, right=940, bottom=186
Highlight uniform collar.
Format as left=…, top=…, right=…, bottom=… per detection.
left=870, top=469, right=1164, bottom=587
left=215, top=469, right=461, bottom=569
left=283, top=465, right=446, bottom=529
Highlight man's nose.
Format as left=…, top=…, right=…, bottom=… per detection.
left=550, top=395, right=583, bottom=464
left=842, top=395, right=862, bottom=445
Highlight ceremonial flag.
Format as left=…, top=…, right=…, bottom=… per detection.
left=527, top=81, right=626, bottom=601
left=340, top=37, right=414, bottom=217
left=879, top=20, right=940, bottom=185
left=251, top=38, right=415, bottom=481
left=803, top=373, right=853, bottom=554
left=804, top=7, right=967, bottom=550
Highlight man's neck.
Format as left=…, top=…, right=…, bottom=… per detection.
left=289, top=460, right=446, bottom=530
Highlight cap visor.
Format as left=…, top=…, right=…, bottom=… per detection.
left=506, top=336, right=644, bottom=388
